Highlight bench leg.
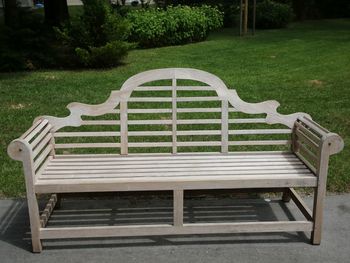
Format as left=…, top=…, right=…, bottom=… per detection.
left=173, top=190, right=184, bottom=227
left=311, top=187, right=326, bottom=245
left=282, top=188, right=291, bottom=202
left=27, top=193, right=43, bottom=252
left=55, top=193, right=62, bottom=209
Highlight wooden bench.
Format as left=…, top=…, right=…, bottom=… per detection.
left=8, top=68, right=344, bottom=252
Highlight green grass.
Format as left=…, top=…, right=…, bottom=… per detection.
left=0, top=19, right=349, bottom=197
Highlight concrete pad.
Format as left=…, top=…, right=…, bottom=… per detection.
left=0, top=194, right=349, bottom=263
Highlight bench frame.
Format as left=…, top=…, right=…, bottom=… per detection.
left=8, top=68, right=344, bottom=252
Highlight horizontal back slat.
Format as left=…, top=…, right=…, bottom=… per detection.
left=55, top=143, right=121, bottom=149
left=135, top=86, right=216, bottom=91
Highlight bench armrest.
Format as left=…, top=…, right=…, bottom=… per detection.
left=8, top=119, right=54, bottom=182
left=292, top=116, right=344, bottom=175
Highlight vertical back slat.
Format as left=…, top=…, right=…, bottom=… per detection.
left=120, top=101, right=128, bottom=155
left=221, top=100, right=229, bottom=153
left=172, top=78, right=177, bottom=154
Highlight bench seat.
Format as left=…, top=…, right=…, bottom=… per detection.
left=35, top=152, right=317, bottom=193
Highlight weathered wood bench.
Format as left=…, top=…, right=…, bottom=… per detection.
left=8, top=68, right=344, bottom=252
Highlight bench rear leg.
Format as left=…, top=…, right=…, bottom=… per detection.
left=282, top=188, right=291, bottom=202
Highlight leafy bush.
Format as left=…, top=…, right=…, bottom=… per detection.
left=0, top=8, right=65, bottom=71
left=57, top=0, right=132, bottom=68
left=127, top=5, right=223, bottom=48
left=256, top=0, right=293, bottom=29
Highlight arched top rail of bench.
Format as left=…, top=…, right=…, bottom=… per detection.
left=39, top=68, right=311, bottom=131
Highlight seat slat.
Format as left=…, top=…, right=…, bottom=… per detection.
left=42, top=164, right=309, bottom=175
left=48, top=158, right=301, bottom=166
left=52, top=152, right=298, bottom=161
left=34, top=151, right=316, bottom=193
left=46, top=161, right=305, bottom=170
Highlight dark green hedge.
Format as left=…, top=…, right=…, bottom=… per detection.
left=127, top=5, right=223, bottom=48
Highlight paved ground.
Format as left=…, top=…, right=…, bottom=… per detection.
left=0, top=194, right=349, bottom=263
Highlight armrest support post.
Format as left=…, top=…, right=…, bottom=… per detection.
left=292, top=117, right=344, bottom=244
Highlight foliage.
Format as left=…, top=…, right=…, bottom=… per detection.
left=56, top=0, right=132, bottom=68
left=256, top=0, right=293, bottom=29
left=0, top=9, right=65, bottom=71
left=126, top=5, right=223, bottom=48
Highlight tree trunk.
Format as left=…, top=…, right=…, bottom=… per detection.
left=4, top=0, right=19, bottom=28
left=292, top=0, right=306, bottom=21
left=44, top=0, right=69, bottom=27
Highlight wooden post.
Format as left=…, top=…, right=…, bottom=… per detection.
left=120, top=100, right=128, bottom=155
left=221, top=100, right=229, bottom=153
left=172, top=78, right=177, bottom=154
left=311, top=138, right=331, bottom=244
left=9, top=141, right=43, bottom=252
left=173, top=190, right=184, bottom=227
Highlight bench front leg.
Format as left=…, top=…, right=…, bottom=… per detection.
left=8, top=140, right=42, bottom=252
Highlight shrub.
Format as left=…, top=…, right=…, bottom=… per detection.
left=255, top=0, right=293, bottom=29
left=57, top=0, right=132, bottom=68
left=0, top=8, right=66, bottom=71
left=126, top=5, right=223, bottom=48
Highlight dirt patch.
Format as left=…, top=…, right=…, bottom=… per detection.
left=308, top=79, right=324, bottom=87
left=9, top=103, right=30, bottom=109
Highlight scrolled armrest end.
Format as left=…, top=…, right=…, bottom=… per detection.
left=7, top=139, right=31, bottom=161
left=323, top=133, right=344, bottom=155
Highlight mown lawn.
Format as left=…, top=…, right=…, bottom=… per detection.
left=0, top=19, right=349, bottom=197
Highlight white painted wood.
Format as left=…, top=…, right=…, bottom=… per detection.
left=7, top=69, right=345, bottom=250
left=54, top=131, right=119, bottom=137
left=33, top=145, right=53, bottom=171
left=177, top=97, right=223, bottom=102
left=228, top=140, right=291, bottom=146
left=289, top=188, right=313, bottom=221
left=40, top=194, right=58, bottom=227
left=32, top=133, right=52, bottom=157
left=7, top=139, right=42, bottom=252
left=135, top=86, right=215, bottom=91
left=31, top=124, right=52, bottom=148
left=35, top=170, right=317, bottom=192
left=173, top=190, right=183, bottom=226
left=55, top=143, right=121, bottom=149
left=229, top=129, right=291, bottom=135
left=120, top=101, right=128, bottom=155
left=129, top=97, right=172, bottom=102
left=172, top=78, right=177, bottom=154
left=24, top=120, right=49, bottom=142
left=221, top=100, right=229, bottom=153
left=52, top=152, right=298, bottom=161
left=40, top=221, right=312, bottom=239
left=39, top=68, right=312, bottom=131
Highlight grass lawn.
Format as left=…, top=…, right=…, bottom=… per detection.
left=0, top=19, right=349, bottom=197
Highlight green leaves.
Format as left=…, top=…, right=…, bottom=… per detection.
left=57, top=0, right=132, bottom=68
left=126, top=5, right=224, bottom=48
left=256, top=0, right=293, bottom=29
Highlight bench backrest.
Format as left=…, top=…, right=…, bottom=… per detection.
left=42, top=68, right=311, bottom=155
